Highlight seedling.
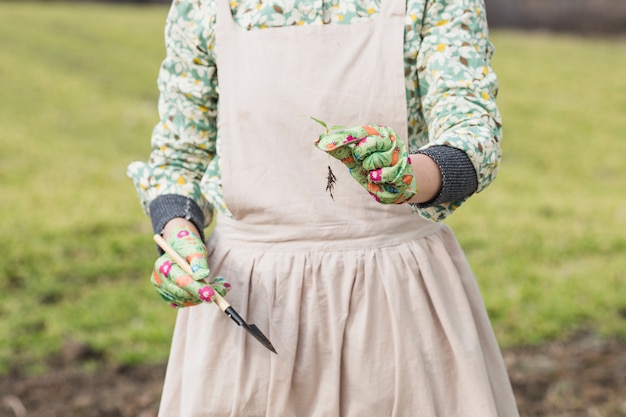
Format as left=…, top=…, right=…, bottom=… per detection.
left=310, top=116, right=345, bottom=134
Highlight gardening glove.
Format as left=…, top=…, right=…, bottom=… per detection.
left=315, top=124, right=417, bottom=204
left=151, top=225, right=230, bottom=309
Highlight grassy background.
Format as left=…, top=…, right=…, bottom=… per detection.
left=0, top=2, right=625, bottom=375
left=0, top=2, right=171, bottom=373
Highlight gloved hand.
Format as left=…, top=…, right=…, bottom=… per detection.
left=151, top=225, right=230, bottom=308
left=315, top=124, right=417, bottom=204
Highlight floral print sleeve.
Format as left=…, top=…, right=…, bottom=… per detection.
left=127, top=0, right=218, bottom=224
left=407, top=0, right=502, bottom=220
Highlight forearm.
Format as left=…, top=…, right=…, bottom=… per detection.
left=418, top=1, right=501, bottom=196
left=127, top=0, right=218, bottom=230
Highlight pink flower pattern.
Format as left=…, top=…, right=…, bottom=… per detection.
left=159, top=261, right=173, bottom=277
left=369, top=169, right=382, bottom=182
left=198, top=285, right=215, bottom=302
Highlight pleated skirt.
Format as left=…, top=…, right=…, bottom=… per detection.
left=157, top=217, right=519, bottom=417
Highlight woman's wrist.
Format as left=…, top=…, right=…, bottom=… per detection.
left=408, top=146, right=479, bottom=207
left=407, top=153, right=443, bottom=204
left=149, top=194, right=206, bottom=243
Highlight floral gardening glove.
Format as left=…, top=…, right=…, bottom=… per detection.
left=315, top=124, right=417, bottom=204
left=151, top=225, right=230, bottom=308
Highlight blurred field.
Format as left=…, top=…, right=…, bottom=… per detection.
left=0, top=1, right=625, bottom=377
left=0, top=2, right=171, bottom=373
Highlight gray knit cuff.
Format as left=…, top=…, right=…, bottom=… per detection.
left=411, top=145, right=478, bottom=207
left=149, top=194, right=206, bottom=244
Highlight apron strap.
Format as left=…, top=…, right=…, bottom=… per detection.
left=382, top=0, right=407, bottom=18
left=216, top=0, right=236, bottom=30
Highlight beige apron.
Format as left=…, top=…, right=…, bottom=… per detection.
left=158, top=1, right=519, bottom=416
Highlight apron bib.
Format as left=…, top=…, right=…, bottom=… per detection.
left=213, top=0, right=436, bottom=246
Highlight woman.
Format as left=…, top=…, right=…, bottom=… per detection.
left=128, top=0, right=519, bottom=415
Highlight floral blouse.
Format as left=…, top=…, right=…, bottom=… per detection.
left=128, top=0, right=502, bottom=224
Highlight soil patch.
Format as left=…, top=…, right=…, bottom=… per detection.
left=1, top=333, right=625, bottom=417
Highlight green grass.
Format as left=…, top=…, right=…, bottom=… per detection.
left=0, top=3, right=625, bottom=374
left=0, top=2, right=174, bottom=373
left=447, top=31, right=626, bottom=346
